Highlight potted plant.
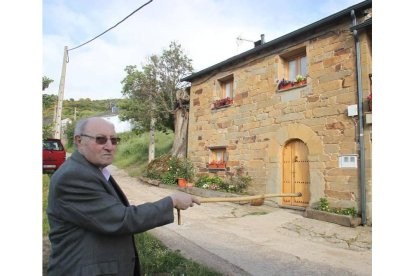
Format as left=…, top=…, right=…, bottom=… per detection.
left=177, top=177, right=187, bottom=187
left=213, top=97, right=233, bottom=109
left=208, top=160, right=217, bottom=168
left=295, top=75, right=307, bottom=86
left=216, top=160, right=226, bottom=168
left=162, top=156, right=193, bottom=187
left=277, top=78, right=293, bottom=90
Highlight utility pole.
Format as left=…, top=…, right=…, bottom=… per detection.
left=54, top=46, right=68, bottom=139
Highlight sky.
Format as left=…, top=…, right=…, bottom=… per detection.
left=42, top=0, right=365, bottom=100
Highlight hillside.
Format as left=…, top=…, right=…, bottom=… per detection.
left=42, top=94, right=126, bottom=124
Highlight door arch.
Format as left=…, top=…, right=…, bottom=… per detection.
left=282, top=139, right=310, bottom=207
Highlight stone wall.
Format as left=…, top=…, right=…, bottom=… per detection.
left=187, top=14, right=372, bottom=224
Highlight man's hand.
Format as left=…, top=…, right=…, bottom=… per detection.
left=170, top=192, right=201, bottom=210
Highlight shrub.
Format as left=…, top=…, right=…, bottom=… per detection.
left=315, top=197, right=358, bottom=218
left=222, top=167, right=252, bottom=193
left=195, top=167, right=251, bottom=194
left=316, top=197, right=330, bottom=212
left=146, top=154, right=172, bottom=180
left=148, top=155, right=195, bottom=185
left=195, top=175, right=223, bottom=190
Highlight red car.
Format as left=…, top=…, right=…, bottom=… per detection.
left=43, top=138, right=66, bottom=173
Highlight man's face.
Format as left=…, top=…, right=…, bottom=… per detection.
left=75, top=118, right=118, bottom=168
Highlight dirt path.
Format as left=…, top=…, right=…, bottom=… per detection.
left=43, top=165, right=372, bottom=275
left=110, top=165, right=372, bottom=276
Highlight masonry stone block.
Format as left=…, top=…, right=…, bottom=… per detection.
left=324, top=144, right=340, bottom=154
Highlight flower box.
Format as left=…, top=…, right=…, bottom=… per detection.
left=304, top=208, right=361, bottom=227
left=295, top=79, right=307, bottom=87
left=216, top=163, right=226, bottom=168
left=277, top=77, right=307, bottom=91
left=208, top=161, right=226, bottom=169
left=213, top=97, right=233, bottom=109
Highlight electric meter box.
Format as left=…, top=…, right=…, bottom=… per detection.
left=347, top=105, right=358, bottom=117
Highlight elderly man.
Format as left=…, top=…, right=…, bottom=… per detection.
left=47, top=117, right=199, bottom=275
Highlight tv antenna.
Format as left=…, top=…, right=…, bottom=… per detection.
left=236, top=35, right=255, bottom=47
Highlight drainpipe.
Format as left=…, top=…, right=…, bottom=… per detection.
left=351, top=10, right=366, bottom=225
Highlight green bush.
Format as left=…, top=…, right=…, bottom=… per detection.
left=195, top=167, right=251, bottom=194
left=195, top=175, right=223, bottom=190
left=223, top=167, right=252, bottom=193
left=315, top=197, right=358, bottom=218
left=316, top=197, right=330, bottom=212
left=160, top=156, right=195, bottom=185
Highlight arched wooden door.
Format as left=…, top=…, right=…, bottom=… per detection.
left=282, top=139, right=310, bottom=207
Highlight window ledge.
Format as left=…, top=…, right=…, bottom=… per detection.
left=277, top=83, right=307, bottom=92
left=208, top=167, right=226, bottom=171
left=212, top=104, right=232, bottom=110
left=207, top=163, right=227, bottom=170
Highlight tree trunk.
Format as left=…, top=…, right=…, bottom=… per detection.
left=148, top=116, right=156, bottom=163
left=171, top=108, right=189, bottom=157
left=171, top=88, right=190, bottom=157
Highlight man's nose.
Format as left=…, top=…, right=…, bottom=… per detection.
left=103, top=139, right=115, bottom=148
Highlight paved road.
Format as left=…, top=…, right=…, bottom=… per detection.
left=110, top=165, right=372, bottom=276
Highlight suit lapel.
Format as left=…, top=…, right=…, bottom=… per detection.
left=71, top=151, right=130, bottom=206
left=109, top=176, right=130, bottom=206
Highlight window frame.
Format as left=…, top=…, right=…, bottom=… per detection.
left=208, top=147, right=227, bottom=169
left=286, top=54, right=307, bottom=81
left=218, top=75, right=234, bottom=99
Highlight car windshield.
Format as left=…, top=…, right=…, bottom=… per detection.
left=43, top=141, right=64, bottom=151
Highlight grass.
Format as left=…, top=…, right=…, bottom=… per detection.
left=113, top=130, right=174, bottom=177
left=135, top=232, right=221, bottom=275
left=43, top=174, right=50, bottom=236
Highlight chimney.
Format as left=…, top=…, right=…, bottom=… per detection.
left=254, top=34, right=265, bottom=47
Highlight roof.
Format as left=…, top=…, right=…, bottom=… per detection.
left=350, top=17, right=372, bottom=31
left=181, top=0, right=372, bottom=82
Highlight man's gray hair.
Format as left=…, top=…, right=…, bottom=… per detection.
left=74, top=118, right=89, bottom=137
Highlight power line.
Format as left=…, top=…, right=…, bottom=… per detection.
left=68, top=0, right=153, bottom=52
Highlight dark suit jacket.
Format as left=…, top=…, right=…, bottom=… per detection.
left=47, top=151, right=174, bottom=275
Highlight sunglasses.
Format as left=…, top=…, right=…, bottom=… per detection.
left=80, top=134, right=121, bottom=145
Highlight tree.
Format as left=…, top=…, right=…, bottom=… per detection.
left=42, top=76, right=56, bottom=139
left=120, top=41, right=193, bottom=159
left=42, top=76, right=54, bottom=91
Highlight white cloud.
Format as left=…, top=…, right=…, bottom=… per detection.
left=43, top=0, right=363, bottom=100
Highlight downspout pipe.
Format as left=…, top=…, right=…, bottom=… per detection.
left=351, top=10, right=366, bottom=225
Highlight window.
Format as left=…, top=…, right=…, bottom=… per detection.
left=213, top=75, right=234, bottom=109
left=339, top=155, right=358, bottom=168
left=209, top=147, right=227, bottom=169
left=287, top=55, right=307, bottom=81
left=219, top=75, right=233, bottom=99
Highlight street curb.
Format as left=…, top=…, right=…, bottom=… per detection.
left=149, top=227, right=252, bottom=276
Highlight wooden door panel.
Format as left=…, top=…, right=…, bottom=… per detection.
left=282, top=143, right=293, bottom=204
left=282, top=139, right=310, bottom=207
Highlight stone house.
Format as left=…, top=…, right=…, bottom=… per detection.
left=182, top=0, right=372, bottom=225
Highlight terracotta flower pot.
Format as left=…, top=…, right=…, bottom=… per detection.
left=177, top=178, right=187, bottom=187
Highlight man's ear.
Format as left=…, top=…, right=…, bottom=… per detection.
left=74, top=135, right=81, bottom=145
